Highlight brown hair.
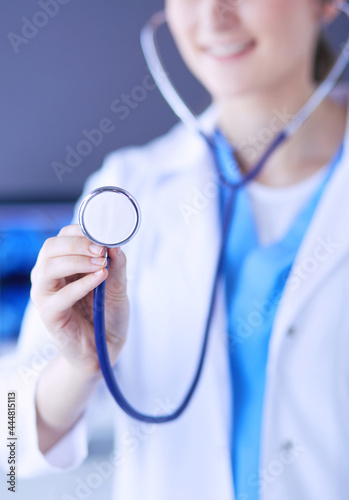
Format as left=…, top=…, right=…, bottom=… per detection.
left=314, top=34, right=335, bottom=82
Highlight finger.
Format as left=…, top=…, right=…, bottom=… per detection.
left=39, top=236, right=105, bottom=262
left=57, top=224, right=84, bottom=237
left=36, top=255, right=107, bottom=290
left=53, top=268, right=108, bottom=312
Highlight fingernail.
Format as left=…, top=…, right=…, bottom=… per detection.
left=90, top=244, right=104, bottom=256
left=117, top=247, right=122, bottom=255
left=94, top=269, right=104, bottom=276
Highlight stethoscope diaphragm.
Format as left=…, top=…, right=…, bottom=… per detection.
left=78, top=186, right=141, bottom=248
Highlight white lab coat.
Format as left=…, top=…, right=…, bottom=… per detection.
left=1, top=84, right=349, bottom=500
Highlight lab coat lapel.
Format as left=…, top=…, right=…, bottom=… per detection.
left=171, top=140, right=225, bottom=356
left=180, top=144, right=235, bottom=496
left=269, top=136, right=349, bottom=359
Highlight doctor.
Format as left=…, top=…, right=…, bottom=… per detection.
left=3, top=0, right=349, bottom=499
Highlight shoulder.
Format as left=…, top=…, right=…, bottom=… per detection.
left=101, top=121, right=199, bottom=184
left=83, top=105, right=217, bottom=192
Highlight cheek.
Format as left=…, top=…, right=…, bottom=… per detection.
left=166, top=4, right=200, bottom=72
left=166, top=0, right=196, bottom=39
left=254, top=0, right=317, bottom=62
left=257, top=15, right=317, bottom=97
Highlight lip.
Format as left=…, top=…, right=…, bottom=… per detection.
left=201, top=40, right=256, bottom=61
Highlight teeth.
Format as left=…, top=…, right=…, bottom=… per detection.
left=207, top=42, right=251, bottom=57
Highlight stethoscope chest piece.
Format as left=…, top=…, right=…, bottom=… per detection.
left=78, top=186, right=141, bottom=248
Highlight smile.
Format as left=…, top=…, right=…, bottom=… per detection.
left=204, top=40, right=255, bottom=60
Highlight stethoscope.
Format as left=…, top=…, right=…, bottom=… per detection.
left=78, top=2, right=349, bottom=423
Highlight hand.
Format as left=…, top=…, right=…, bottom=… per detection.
left=30, top=224, right=129, bottom=376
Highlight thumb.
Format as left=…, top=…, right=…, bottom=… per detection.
left=105, top=247, right=128, bottom=296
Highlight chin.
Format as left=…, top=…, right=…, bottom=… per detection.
left=193, top=64, right=264, bottom=100
left=207, top=81, right=262, bottom=101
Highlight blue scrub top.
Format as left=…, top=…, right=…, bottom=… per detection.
left=213, top=129, right=343, bottom=500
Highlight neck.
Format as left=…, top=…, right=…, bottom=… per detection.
left=216, top=78, right=315, bottom=150
left=214, top=75, right=347, bottom=187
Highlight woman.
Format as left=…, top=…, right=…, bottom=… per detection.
left=4, top=1, right=349, bottom=499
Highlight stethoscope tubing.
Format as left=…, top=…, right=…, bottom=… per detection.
left=93, top=2, right=349, bottom=423
left=94, top=187, right=238, bottom=423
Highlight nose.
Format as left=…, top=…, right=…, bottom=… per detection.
left=200, top=0, right=241, bottom=32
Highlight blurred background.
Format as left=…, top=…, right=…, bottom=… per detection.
left=0, top=1, right=348, bottom=498
left=0, top=0, right=213, bottom=355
